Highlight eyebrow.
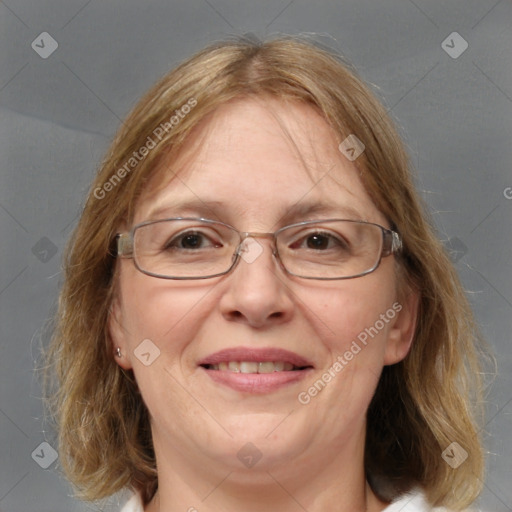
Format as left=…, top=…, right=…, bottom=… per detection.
left=146, top=199, right=365, bottom=225
left=147, top=199, right=224, bottom=221
left=276, top=201, right=365, bottom=225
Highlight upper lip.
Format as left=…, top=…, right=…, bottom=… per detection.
left=198, top=347, right=314, bottom=368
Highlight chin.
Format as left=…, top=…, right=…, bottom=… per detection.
left=200, top=413, right=309, bottom=468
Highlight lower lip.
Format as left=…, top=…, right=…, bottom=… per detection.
left=201, top=368, right=313, bottom=393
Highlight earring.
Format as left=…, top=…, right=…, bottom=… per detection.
left=115, top=347, right=122, bottom=358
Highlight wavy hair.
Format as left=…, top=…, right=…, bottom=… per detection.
left=45, top=35, right=489, bottom=509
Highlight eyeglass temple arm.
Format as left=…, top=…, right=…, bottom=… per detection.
left=382, top=229, right=402, bottom=257
left=116, top=233, right=134, bottom=257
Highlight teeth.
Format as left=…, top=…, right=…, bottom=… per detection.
left=258, top=362, right=275, bottom=373
left=208, top=361, right=300, bottom=373
left=240, top=361, right=259, bottom=374
left=228, top=361, right=240, bottom=372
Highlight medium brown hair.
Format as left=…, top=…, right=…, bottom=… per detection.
left=45, top=35, right=488, bottom=509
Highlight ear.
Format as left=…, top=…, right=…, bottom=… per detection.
left=108, top=296, right=133, bottom=370
left=383, top=289, right=420, bottom=366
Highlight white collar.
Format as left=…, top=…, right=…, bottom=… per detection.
left=120, top=488, right=451, bottom=512
left=383, top=488, right=450, bottom=511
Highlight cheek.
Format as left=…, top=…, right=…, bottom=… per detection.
left=116, top=264, right=214, bottom=356
left=292, top=278, right=398, bottom=433
left=296, top=271, right=398, bottom=361
left=115, top=269, right=218, bottom=421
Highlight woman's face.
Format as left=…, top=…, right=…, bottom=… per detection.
left=110, top=97, right=417, bottom=484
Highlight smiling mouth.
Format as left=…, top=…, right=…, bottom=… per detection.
left=201, top=361, right=312, bottom=373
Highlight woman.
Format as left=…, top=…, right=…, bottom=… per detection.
left=46, top=36, right=487, bottom=511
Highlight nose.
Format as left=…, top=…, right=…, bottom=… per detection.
left=218, top=237, right=294, bottom=328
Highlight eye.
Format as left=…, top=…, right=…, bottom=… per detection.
left=292, top=231, right=349, bottom=251
left=305, top=233, right=330, bottom=250
left=165, top=230, right=221, bottom=250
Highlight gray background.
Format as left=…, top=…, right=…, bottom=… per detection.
left=0, top=1, right=511, bottom=511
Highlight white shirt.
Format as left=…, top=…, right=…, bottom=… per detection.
left=120, top=488, right=451, bottom=512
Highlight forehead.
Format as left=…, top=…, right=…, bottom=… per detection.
left=134, top=97, right=385, bottom=229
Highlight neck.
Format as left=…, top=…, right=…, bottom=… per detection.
left=144, top=432, right=389, bottom=512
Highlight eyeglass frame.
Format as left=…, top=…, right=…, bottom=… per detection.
left=115, top=217, right=402, bottom=281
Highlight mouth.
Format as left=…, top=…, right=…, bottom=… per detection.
left=198, top=347, right=314, bottom=393
left=201, top=361, right=310, bottom=373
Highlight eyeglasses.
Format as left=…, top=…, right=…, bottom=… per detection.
left=115, top=217, right=402, bottom=280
